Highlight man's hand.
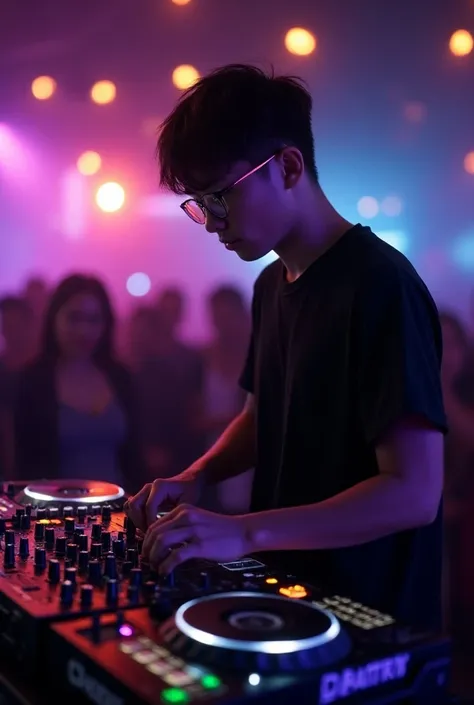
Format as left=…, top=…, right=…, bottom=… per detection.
left=142, top=505, right=250, bottom=574
left=124, top=473, right=201, bottom=532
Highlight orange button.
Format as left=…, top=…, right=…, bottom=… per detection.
left=279, top=584, right=308, bottom=599
left=265, top=578, right=278, bottom=584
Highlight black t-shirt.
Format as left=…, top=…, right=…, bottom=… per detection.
left=240, top=224, right=447, bottom=630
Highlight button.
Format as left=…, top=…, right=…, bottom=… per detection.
left=133, top=650, right=158, bottom=665
left=147, top=660, right=172, bottom=676
left=160, top=688, right=189, bottom=703
left=119, top=640, right=142, bottom=655
left=278, top=584, right=308, bottom=599
left=164, top=672, right=195, bottom=687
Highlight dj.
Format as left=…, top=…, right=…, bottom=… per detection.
left=126, top=65, right=446, bottom=629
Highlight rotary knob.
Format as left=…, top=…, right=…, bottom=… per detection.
left=0, top=518, right=6, bottom=534
left=129, top=568, right=143, bottom=587
left=48, top=507, right=59, bottom=520
left=78, top=534, right=88, bottom=552
left=66, top=543, right=78, bottom=564
left=34, top=523, right=45, bottom=542
left=106, top=579, right=119, bottom=605
left=36, top=508, right=47, bottom=520
left=104, top=554, right=117, bottom=579
left=34, top=547, right=47, bottom=570
left=101, top=532, right=111, bottom=553
left=126, top=548, right=138, bottom=567
left=45, top=527, right=55, bottom=547
left=78, top=550, right=89, bottom=573
left=88, top=560, right=102, bottom=585
left=65, top=567, right=77, bottom=584
left=48, top=559, right=61, bottom=584
left=4, top=543, right=15, bottom=569
left=63, top=506, right=74, bottom=517
left=90, top=543, right=102, bottom=559
left=101, top=505, right=112, bottom=523
left=80, top=584, right=94, bottom=608
left=5, top=530, right=15, bottom=545
left=19, top=537, right=29, bottom=559
left=112, top=539, right=124, bottom=558
left=77, top=506, right=87, bottom=524
left=91, top=504, right=101, bottom=516
left=91, top=524, right=102, bottom=541
left=60, top=580, right=74, bottom=606
left=55, top=536, right=67, bottom=556
left=64, top=518, right=75, bottom=535
left=20, top=514, right=31, bottom=531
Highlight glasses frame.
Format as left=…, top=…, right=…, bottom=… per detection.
left=180, top=153, right=277, bottom=224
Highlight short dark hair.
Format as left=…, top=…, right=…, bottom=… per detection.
left=0, top=296, right=32, bottom=318
left=41, top=274, right=116, bottom=365
left=157, top=64, right=318, bottom=194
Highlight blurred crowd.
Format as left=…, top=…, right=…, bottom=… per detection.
left=0, top=272, right=474, bottom=657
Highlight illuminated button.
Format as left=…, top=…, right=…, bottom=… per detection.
left=120, top=641, right=143, bottom=655
left=133, top=649, right=158, bottom=665
left=164, top=671, right=195, bottom=687
left=168, top=656, right=185, bottom=668
left=201, top=674, right=221, bottom=689
left=161, top=688, right=189, bottom=703
left=278, top=584, right=308, bottom=599
left=265, top=578, right=278, bottom=584
left=148, top=660, right=173, bottom=676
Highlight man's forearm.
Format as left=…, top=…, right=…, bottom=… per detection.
left=243, top=474, right=438, bottom=553
left=186, top=408, right=256, bottom=486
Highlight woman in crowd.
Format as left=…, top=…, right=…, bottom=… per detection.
left=14, top=274, right=143, bottom=493
left=440, top=311, right=474, bottom=650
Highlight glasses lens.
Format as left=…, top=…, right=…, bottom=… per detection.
left=204, top=195, right=227, bottom=219
left=183, top=200, right=206, bottom=224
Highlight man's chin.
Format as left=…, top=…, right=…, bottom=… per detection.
left=232, top=241, right=272, bottom=263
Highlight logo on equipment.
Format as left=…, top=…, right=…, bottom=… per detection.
left=319, top=653, right=410, bottom=704
left=68, top=659, right=124, bottom=705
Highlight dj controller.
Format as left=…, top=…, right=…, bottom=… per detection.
left=0, top=480, right=452, bottom=705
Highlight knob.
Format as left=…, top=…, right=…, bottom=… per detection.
left=80, top=584, right=93, bottom=608
left=19, top=537, right=29, bottom=559
left=77, top=506, right=87, bottom=524
left=91, top=504, right=101, bottom=516
left=78, top=534, right=88, bottom=552
left=104, top=554, right=117, bottom=579
left=90, top=543, right=102, bottom=559
left=65, top=567, right=77, bottom=584
left=163, top=570, right=175, bottom=589
left=60, top=580, right=74, bottom=606
left=144, top=580, right=158, bottom=601
left=4, top=543, right=15, bottom=569
left=112, top=539, right=124, bottom=558
left=48, top=559, right=61, bottom=583
left=126, top=548, right=138, bottom=567
left=199, top=572, right=211, bottom=590
left=126, top=517, right=136, bottom=540
left=6, top=483, right=15, bottom=497
left=121, top=561, right=132, bottom=577
left=48, top=507, right=59, bottom=520
left=106, top=579, right=118, bottom=605
left=25, top=504, right=32, bottom=517
left=101, top=532, right=111, bottom=552
left=149, top=597, right=173, bottom=621
left=20, top=514, right=31, bottom=531
left=66, top=544, right=78, bottom=564
left=34, top=547, right=47, bottom=569
left=91, top=524, right=102, bottom=541
left=64, top=558, right=72, bottom=572
left=36, top=508, right=47, bottom=520
left=45, top=527, right=55, bottom=547
left=64, top=518, right=75, bottom=534
left=88, top=560, right=102, bottom=585
left=101, top=504, right=112, bottom=523
left=63, top=506, right=74, bottom=517
left=129, top=567, right=143, bottom=587
left=5, top=530, right=15, bottom=545
left=34, top=523, right=45, bottom=542
left=78, top=550, right=89, bottom=572
left=127, top=585, right=140, bottom=605
left=0, top=518, right=6, bottom=534
left=16, top=508, right=25, bottom=519
left=55, top=536, right=67, bottom=556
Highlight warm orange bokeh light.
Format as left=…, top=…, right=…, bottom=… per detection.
left=96, top=182, right=125, bottom=213
left=172, top=0, right=192, bottom=5
left=172, top=65, right=200, bottom=90
left=77, top=151, right=102, bottom=176
left=31, top=76, right=56, bottom=100
left=284, top=27, right=317, bottom=56
left=464, top=152, right=474, bottom=175
left=90, top=80, right=117, bottom=105
left=449, top=30, right=473, bottom=57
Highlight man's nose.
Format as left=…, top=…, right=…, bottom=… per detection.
left=205, top=211, right=226, bottom=234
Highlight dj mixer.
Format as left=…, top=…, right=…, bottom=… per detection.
left=0, top=480, right=452, bottom=705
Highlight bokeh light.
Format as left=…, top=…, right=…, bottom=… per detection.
left=90, top=80, right=117, bottom=105
left=172, top=0, right=191, bottom=4
left=464, top=151, right=474, bottom=175
left=377, top=230, right=409, bottom=255
left=284, top=28, right=317, bottom=56
left=452, top=231, right=474, bottom=271
left=31, top=76, right=56, bottom=100
left=127, top=272, right=151, bottom=297
left=172, top=65, right=200, bottom=90
left=357, top=196, right=379, bottom=219
left=95, top=182, right=125, bottom=213
left=380, top=195, right=403, bottom=217
left=76, top=151, right=102, bottom=176
left=403, top=101, right=427, bottom=124
left=449, top=30, right=473, bottom=57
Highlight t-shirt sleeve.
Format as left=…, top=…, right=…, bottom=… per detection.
left=239, top=281, right=261, bottom=394
left=353, top=265, right=447, bottom=444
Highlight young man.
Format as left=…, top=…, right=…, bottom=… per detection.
left=126, top=65, right=446, bottom=629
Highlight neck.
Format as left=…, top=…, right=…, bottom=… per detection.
left=274, top=186, right=353, bottom=282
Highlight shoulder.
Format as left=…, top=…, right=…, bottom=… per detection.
left=253, top=260, right=281, bottom=295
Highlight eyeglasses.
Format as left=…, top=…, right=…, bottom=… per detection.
left=180, top=154, right=277, bottom=225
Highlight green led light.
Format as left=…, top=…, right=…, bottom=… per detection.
left=201, top=674, right=221, bottom=689
left=161, top=688, right=189, bottom=703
